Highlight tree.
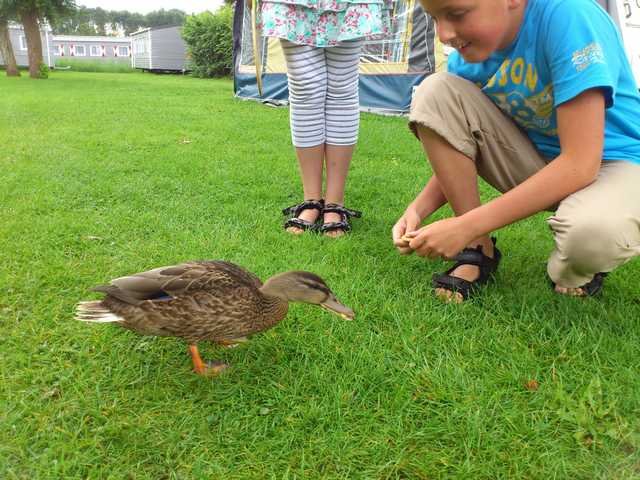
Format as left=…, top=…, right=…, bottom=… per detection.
left=182, top=7, right=232, bottom=78
left=109, top=10, right=146, bottom=36
left=145, top=9, right=185, bottom=29
left=0, top=7, right=20, bottom=76
left=49, top=7, right=187, bottom=37
left=92, top=7, right=107, bottom=35
left=0, top=0, right=75, bottom=78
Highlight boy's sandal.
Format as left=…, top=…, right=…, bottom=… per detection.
left=431, top=237, right=502, bottom=301
left=318, top=203, right=362, bottom=235
left=550, top=272, right=608, bottom=296
left=282, top=199, right=324, bottom=231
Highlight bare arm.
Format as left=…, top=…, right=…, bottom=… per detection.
left=392, top=174, right=448, bottom=252
left=409, top=175, right=448, bottom=218
left=408, top=88, right=605, bottom=258
left=464, top=89, right=604, bottom=238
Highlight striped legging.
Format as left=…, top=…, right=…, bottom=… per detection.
left=281, top=39, right=363, bottom=148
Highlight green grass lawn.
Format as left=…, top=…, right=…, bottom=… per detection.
left=1, top=71, right=639, bottom=479
left=54, top=59, right=136, bottom=73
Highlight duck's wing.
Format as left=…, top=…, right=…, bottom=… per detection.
left=163, top=261, right=263, bottom=291
left=92, top=261, right=262, bottom=306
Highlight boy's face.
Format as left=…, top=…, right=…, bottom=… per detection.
left=420, top=0, right=526, bottom=62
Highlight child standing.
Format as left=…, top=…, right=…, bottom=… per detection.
left=392, top=0, right=640, bottom=302
left=257, top=0, right=391, bottom=236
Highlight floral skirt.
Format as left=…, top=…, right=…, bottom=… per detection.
left=259, top=0, right=392, bottom=47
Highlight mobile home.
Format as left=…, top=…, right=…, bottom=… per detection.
left=130, top=25, right=188, bottom=72
left=52, top=35, right=131, bottom=63
left=0, top=23, right=54, bottom=68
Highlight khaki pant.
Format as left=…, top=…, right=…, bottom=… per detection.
left=408, top=72, right=640, bottom=287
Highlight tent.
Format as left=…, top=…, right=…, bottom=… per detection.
left=232, top=0, right=639, bottom=114
left=599, top=0, right=640, bottom=86
left=232, top=0, right=446, bottom=115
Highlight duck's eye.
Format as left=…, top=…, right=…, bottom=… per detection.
left=309, top=282, right=331, bottom=295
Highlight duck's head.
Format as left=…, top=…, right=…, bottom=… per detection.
left=261, top=271, right=355, bottom=320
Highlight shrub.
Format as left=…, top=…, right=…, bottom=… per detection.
left=38, top=62, right=50, bottom=79
left=54, top=59, right=135, bottom=73
left=182, top=7, right=233, bottom=78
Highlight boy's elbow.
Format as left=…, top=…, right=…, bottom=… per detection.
left=575, top=155, right=601, bottom=187
left=559, top=153, right=600, bottom=189
left=584, top=154, right=602, bottom=182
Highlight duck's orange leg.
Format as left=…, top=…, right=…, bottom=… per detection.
left=189, top=344, right=206, bottom=374
left=188, top=344, right=228, bottom=377
left=216, top=337, right=248, bottom=349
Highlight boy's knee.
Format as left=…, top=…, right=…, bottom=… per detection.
left=412, top=72, right=458, bottom=108
left=409, top=73, right=477, bottom=154
left=549, top=213, right=623, bottom=272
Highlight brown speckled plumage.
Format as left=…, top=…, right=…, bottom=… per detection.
left=76, top=261, right=353, bottom=374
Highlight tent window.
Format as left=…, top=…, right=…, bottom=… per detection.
left=19, top=35, right=27, bottom=50
left=75, top=45, right=86, bottom=56
left=90, top=45, right=101, bottom=56
left=118, top=46, right=129, bottom=57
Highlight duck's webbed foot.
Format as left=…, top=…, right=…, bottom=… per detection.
left=189, top=344, right=229, bottom=377
left=216, top=337, right=248, bottom=349
left=201, top=360, right=230, bottom=376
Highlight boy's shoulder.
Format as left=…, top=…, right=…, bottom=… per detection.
left=528, top=0, right=604, bottom=12
left=527, top=0, right=610, bottom=24
left=521, top=0, right=617, bottom=47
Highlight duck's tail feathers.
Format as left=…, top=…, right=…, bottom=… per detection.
left=75, top=301, right=125, bottom=323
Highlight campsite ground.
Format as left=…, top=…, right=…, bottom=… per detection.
left=1, top=71, right=639, bottom=478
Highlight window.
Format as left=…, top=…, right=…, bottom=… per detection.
left=90, top=45, right=101, bottom=56
left=118, top=46, right=129, bottom=57
left=54, top=44, right=64, bottom=56
left=19, top=35, right=27, bottom=50
left=75, top=45, right=86, bottom=56
left=134, top=39, right=145, bottom=54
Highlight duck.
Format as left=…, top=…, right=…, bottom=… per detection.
left=75, top=260, right=354, bottom=376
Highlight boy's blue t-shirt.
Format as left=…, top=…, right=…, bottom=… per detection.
left=448, top=0, right=640, bottom=164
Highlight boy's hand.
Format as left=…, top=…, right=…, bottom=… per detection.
left=392, top=208, right=422, bottom=254
left=408, top=216, right=473, bottom=259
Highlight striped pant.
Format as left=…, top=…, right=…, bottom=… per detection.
left=281, top=39, right=363, bottom=148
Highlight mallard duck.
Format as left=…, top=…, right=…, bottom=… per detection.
left=75, top=260, right=354, bottom=376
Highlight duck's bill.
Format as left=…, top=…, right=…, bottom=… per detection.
left=321, top=298, right=355, bottom=320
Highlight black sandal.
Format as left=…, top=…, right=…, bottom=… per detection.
left=318, top=203, right=362, bottom=235
left=550, top=272, right=607, bottom=296
left=282, top=199, right=324, bottom=232
left=432, top=237, right=502, bottom=301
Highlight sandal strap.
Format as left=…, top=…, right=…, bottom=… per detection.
left=550, top=272, right=608, bottom=296
left=318, top=220, right=352, bottom=233
left=282, top=199, right=324, bottom=217
left=432, top=237, right=502, bottom=300
left=432, top=274, right=476, bottom=301
left=453, top=248, right=486, bottom=267
left=283, top=217, right=318, bottom=231
left=581, top=272, right=607, bottom=296
left=322, top=203, right=362, bottom=218
left=448, top=237, right=500, bottom=275
left=318, top=203, right=361, bottom=234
